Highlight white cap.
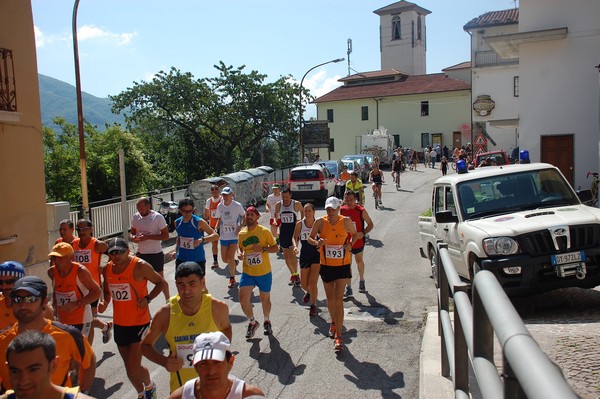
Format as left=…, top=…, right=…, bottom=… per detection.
left=324, top=196, right=341, bottom=209
left=221, top=187, right=233, bottom=195
left=192, top=332, right=231, bottom=364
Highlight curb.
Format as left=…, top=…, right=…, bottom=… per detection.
left=419, top=308, right=454, bottom=399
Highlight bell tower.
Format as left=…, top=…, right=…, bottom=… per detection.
left=374, top=1, right=431, bottom=75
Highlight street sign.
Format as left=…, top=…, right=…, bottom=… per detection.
left=302, top=120, right=330, bottom=148
left=474, top=133, right=487, bottom=146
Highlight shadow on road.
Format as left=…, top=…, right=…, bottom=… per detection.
left=512, top=287, right=600, bottom=323
left=365, top=237, right=384, bottom=248
left=248, top=334, right=306, bottom=385
left=345, top=291, right=405, bottom=326
left=90, top=377, right=123, bottom=398
left=339, top=348, right=405, bottom=398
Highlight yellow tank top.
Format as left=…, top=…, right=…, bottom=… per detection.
left=319, top=215, right=352, bottom=266
left=165, top=293, right=219, bottom=392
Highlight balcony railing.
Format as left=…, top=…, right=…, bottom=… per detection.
left=474, top=50, right=518, bottom=68
left=0, top=48, right=17, bottom=112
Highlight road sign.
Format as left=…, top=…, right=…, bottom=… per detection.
left=474, top=133, right=487, bottom=146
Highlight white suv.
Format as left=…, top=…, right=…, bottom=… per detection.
left=289, top=163, right=336, bottom=204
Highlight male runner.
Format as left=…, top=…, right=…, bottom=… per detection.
left=341, top=191, right=374, bottom=297
left=265, top=184, right=282, bottom=245
left=214, top=187, right=246, bottom=289
left=204, top=185, right=222, bottom=269
left=345, top=172, right=364, bottom=206
left=99, top=238, right=166, bottom=399
left=141, top=261, right=231, bottom=393
left=55, top=219, right=77, bottom=245
left=274, top=187, right=303, bottom=286
left=0, top=261, right=26, bottom=330
left=237, top=206, right=278, bottom=338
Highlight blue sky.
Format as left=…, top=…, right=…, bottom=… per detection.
left=32, top=0, right=517, bottom=116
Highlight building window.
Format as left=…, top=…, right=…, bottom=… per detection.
left=327, top=109, right=334, bottom=123
left=421, top=101, right=429, bottom=116
left=411, top=21, right=415, bottom=47
left=361, top=106, right=368, bottom=121
left=417, top=16, right=422, bottom=41
left=0, top=48, right=17, bottom=112
left=392, top=15, right=401, bottom=40
left=329, top=138, right=335, bottom=152
left=514, top=76, right=519, bottom=97
left=421, top=133, right=430, bottom=148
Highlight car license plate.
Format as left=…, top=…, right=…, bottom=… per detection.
left=297, top=184, right=312, bottom=190
left=551, top=251, right=585, bottom=266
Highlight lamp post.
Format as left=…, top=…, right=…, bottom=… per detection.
left=299, top=57, right=345, bottom=162
left=72, top=0, right=90, bottom=218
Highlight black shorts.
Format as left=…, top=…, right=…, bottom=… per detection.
left=136, top=252, right=165, bottom=273
left=114, top=323, right=150, bottom=347
left=351, top=247, right=364, bottom=255
left=299, top=254, right=320, bottom=269
left=319, top=264, right=351, bottom=283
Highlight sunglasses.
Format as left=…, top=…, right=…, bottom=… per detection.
left=108, top=249, right=127, bottom=255
left=12, top=295, right=40, bottom=304
left=76, top=227, right=91, bottom=231
left=0, top=279, right=16, bottom=286
left=180, top=209, right=194, bottom=214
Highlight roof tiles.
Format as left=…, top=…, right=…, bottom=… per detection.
left=463, top=8, right=519, bottom=30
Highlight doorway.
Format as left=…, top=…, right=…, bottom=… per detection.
left=452, top=131, right=461, bottom=150
left=541, top=134, right=574, bottom=185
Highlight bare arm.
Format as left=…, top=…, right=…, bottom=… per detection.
left=307, top=218, right=324, bottom=247
left=141, top=304, right=184, bottom=371
left=135, top=260, right=166, bottom=307
left=198, top=219, right=219, bottom=244
left=94, top=239, right=108, bottom=254
left=362, top=209, right=374, bottom=236
left=211, top=299, right=233, bottom=342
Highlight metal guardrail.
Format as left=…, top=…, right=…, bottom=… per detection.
left=436, top=242, right=577, bottom=398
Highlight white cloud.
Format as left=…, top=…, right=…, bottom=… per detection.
left=78, top=24, right=136, bottom=45
left=302, top=69, right=342, bottom=98
left=34, top=26, right=46, bottom=48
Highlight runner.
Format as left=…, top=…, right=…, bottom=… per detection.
left=204, top=185, right=223, bottom=270
left=98, top=238, right=166, bottom=399
left=1, top=331, right=95, bottom=399
left=274, top=187, right=303, bottom=287
left=237, top=206, right=278, bottom=339
left=391, top=153, right=402, bottom=189
left=71, top=219, right=112, bottom=344
left=293, top=203, right=321, bottom=316
left=369, top=164, right=385, bottom=207
left=56, top=219, right=77, bottom=245
left=167, top=332, right=265, bottom=399
left=173, top=198, right=219, bottom=274
left=141, top=261, right=232, bottom=393
left=345, top=172, right=364, bottom=206
left=341, top=191, right=374, bottom=297
left=308, top=197, right=358, bottom=352
left=214, top=187, right=246, bottom=289
left=47, top=243, right=101, bottom=338
left=265, top=184, right=282, bottom=247
left=0, top=261, right=26, bottom=330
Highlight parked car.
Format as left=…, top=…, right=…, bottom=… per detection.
left=289, top=163, right=336, bottom=204
left=342, top=154, right=371, bottom=182
left=322, top=160, right=346, bottom=198
left=472, top=150, right=510, bottom=168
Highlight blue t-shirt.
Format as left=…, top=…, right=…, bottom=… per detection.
left=175, top=214, right=206, bottom=262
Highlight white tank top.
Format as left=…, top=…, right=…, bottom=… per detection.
left=182, top=375, right=245, bottom=399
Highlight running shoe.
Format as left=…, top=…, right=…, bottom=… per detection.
left=288, top=275, right=295, bottom=286
left=228, top=277, right=236, bottom=289
left=101, top=321, right=113, bottom=344
left=344, top=286, right=353, bottom=298
left=334, top=336, right=343, bottom=352
left=245, top=321, right=260, bottom=339
left=302, top=292, right=310, bottom=304
left=359, top=280, right=366, bottom=292
left=309, top=304, right=318, bottom=316
left=145, top=382, right=157, bottom=399
left=263, top=320, right=272, bottom=335
left=328, top=322, right=336, bottom=339
left=211, top=261, right=219, bottom=270
left=294, top=275, right=301, bottom=287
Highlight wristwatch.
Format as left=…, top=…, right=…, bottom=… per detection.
left=145, top=295, right=152, bottom=304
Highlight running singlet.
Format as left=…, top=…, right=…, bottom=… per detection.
left=340, top=204, right=365, bottom=249
left=0, top=320, right=93, bottom=391
left=72, top=238, right=102, bottom=285
left=299, top=220, right=320, bottom=262
left=215, top=201, right=246, bottom=241
left=266, top=193, right=281, bottom=218
left=105, top=256, right=150, bottom=326
left=0, top=296, right=16, bottom=330
left=175, top=214, right=206, bottom=262
left=278, top=201, right=299, bottom=240
left=52, top=263, right=93, bottom=325
left=181, top=375, right=245, bottom=399
left=371, top=171, right=383, bottom=184
left=238, top=225, right=276, bottom=277
left=205, top=196, right=222, bottom=228
left=165, top=293, right=219, bottom=392
left=319, top=215, right=351, bottom=266
left=4, top=387, right=80, bottom=399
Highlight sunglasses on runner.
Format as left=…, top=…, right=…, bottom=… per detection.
left=12, top=295, right=40, bottom=304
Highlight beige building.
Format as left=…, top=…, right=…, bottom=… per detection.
left=0, top=1, right=50, bottom=272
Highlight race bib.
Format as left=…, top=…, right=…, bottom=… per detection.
left=281, top=213, right=294, bottom=224
left=211, top=210, right=217, bottom=219
left=245, top=252, right=263, bottom=266
left=56, top=291, right=77, bottom=307
left=325, top=245, right=344, bottom=259
left=180, top=236, right=194, bottom=250
left=300, top=231, right=310, bottom=241
left=73, top=249, right=91, bottom=264
left=176, top=343, right=195, bottom=369
left=223, top=224, right=235, bottom=233
left=109, top=283, right=132, bottom=302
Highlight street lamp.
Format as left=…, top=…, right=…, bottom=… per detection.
left=299, top=57, right=345, bottom=162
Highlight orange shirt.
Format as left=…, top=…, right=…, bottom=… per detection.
left=51, top=263, right=91, bottom=325
left=105, top=256, right=150, bottom=326
left=206, top=196, right=222, bottom=228
left=0, top=296, right=16, bottom=331
left=0, top=320, right=94, bottom=390
left=319, top=215, right=352, bottom=266
left=339, top=171, right=351, bottom=181
left=72, top=237, right=103, bottom=285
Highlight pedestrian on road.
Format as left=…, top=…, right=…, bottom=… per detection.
left=167, top=332, right=265, bottom=399
left=99, top=238, right=167, bottom=399
left=0, top=330, right=95, bottom=399
left=274, top=187, right=303, bottom=287
left=172, top=198, right=219, bottom=274
left=141, top=261, right=232, bottom=393
left=441, top=156, right=448, bottom=176
left=237, top=206, right=278, bottom=339
left=0, top=261, right=26, bottom=330
left=265, top=184, right=282, bottom=247
left=214, top=187, right=246, bottom=289
left=293, top=203, right=321, bottom=316
left=204, top=185, right=223, bottom=270
left=308, top=197, right=358, bottom=352
left=130, top=197, right=171, bottom=302
left=341, top=191, right=374, bottom=297
left=431, top=148, right=437, bottom=169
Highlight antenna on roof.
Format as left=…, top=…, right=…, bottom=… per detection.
left=511, top=0, right=518, bottom=9
left=347, top=38, right=353, bottom=76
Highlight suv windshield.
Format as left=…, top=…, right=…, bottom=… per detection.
left=457, top=168, right=579, bottom=220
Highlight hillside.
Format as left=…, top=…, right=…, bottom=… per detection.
left=38, top=74, right=125, bottom=131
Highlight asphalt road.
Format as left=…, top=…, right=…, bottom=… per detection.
left=88, top=167, right=442, bottom=399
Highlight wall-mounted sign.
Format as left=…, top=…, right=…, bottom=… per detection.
left=473, top=95, right=495, bottom=116
left=302, top=120, right=330, bottom=148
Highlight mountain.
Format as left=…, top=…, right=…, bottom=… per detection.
left=38, top=74, right=125, bottom=131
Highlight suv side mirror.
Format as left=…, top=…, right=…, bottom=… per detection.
left=435, top=210, right=459, bottom=223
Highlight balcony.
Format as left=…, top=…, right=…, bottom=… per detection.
left=0, top=48, right=17, bottom=112
left=474, top=50, right=518, bottom=68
